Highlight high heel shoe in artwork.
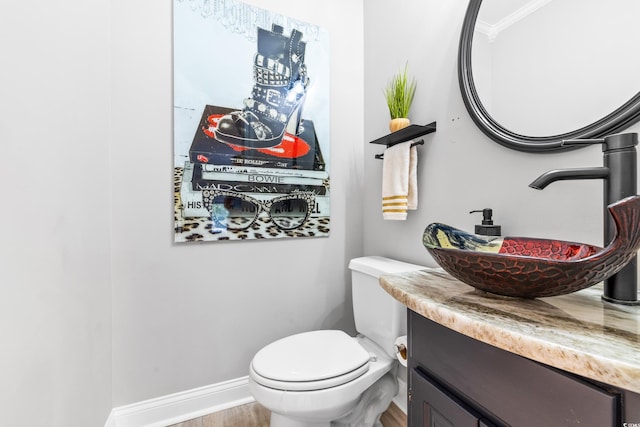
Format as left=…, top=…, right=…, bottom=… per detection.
left=215, top=25, right=309, bottom=149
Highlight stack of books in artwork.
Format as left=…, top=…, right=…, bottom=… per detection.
left=180, top=105, right=329, bottom=221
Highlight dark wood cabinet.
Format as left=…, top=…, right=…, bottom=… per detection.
left=408, top=310, right=625, bottom=427
left=410, top=367, right=493, bottom=427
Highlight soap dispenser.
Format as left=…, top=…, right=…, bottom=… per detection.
left=469, top=208, right=501, bottom=236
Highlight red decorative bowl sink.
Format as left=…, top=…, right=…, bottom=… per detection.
left=422, top=196, right=640, bottom=298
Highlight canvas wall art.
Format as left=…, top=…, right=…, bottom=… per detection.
left=173, top=0, right=330, bottom=242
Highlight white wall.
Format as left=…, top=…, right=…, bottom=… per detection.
left=0, top=0, right=112, bottom=426
left=110, top=0, right=365, bottom=406
left=1, top=0, right=364, bottom=422
left=363, top=0, right=640, bottom=267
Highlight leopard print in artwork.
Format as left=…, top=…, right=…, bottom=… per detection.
left=174, top=167, right=330, bottom=243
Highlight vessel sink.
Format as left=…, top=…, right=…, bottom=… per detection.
left=422, top=195, right=640, bottom=298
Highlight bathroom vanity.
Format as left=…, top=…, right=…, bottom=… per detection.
left=379, top=269, right=640, bottom=427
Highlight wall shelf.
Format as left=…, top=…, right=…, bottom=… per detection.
left=369, top=121, right=436, bottom=147
left=370, top=121, right=436, bottom=159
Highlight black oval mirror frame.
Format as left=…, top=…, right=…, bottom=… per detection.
left=458, top=0, right=640, bottom=153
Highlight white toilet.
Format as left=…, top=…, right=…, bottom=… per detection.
left=248, top=256, right=425, bottom=427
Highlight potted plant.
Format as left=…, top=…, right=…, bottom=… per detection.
left=384, top=63, right=417, bottom=132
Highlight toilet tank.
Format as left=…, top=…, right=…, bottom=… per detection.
left=348, top=256, right=426, bottom=357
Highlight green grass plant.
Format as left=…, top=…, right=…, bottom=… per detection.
left=384, top=63, right=417, bottom=119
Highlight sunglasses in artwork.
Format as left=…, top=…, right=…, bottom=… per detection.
left=201, top=189, right=316, bottom=231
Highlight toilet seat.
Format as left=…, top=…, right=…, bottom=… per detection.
left=250, top=330, right=372, bottom=391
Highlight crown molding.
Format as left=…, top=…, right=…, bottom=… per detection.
left=475, top=0, right=552, bottom=42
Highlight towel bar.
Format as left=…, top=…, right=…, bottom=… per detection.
left=374, top=140, right=424, bottom=159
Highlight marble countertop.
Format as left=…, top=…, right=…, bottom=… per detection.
left=380, top=268, right=640, bottom=394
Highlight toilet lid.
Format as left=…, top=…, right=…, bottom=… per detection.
left=251, top=330, right=371, bottom=384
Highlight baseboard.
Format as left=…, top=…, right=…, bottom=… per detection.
left=393, top=377, right=408, bottom=414
left=106, top=376, right=254, bottom=427
left=104, top=410, right=116, bottom=427
left=105, top=374, right=406, bottom=426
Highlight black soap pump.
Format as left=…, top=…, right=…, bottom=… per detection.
left=469, top=208, right=501, bottom=237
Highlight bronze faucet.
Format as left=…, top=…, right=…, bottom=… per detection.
left=530, top=133, right=639, bottom=305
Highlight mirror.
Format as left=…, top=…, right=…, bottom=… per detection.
left=458, top=0, right=640, bottom=153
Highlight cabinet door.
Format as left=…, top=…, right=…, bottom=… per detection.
left=410, top=368, right=489, bottom=427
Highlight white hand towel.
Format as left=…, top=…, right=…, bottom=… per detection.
left=408, top=144, right=418, bottom=210
left=382, top=141, right=418, bottom=220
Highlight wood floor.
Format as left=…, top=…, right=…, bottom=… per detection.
left=168, top=401, right=406, bottom=427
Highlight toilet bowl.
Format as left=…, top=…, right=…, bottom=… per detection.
left=248, top=256, right=426, bottom=427
left=249, top=332, right=396, bottom=426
